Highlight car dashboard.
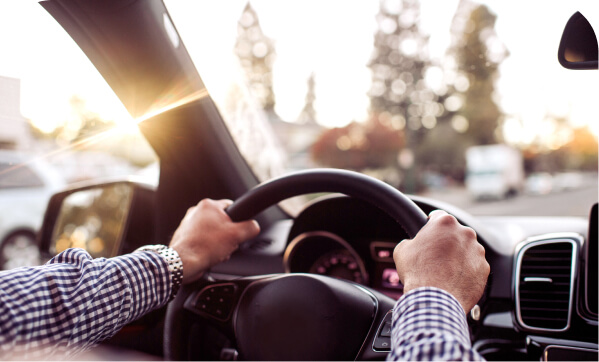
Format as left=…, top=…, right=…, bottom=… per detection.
left=95, top=183, right=597, bottom=360
left=208, top=194, right=598, bottom=361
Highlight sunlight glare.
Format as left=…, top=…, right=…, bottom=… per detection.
left=132, top=88, right=210, bottom=126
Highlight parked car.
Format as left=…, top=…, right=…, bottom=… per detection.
left=525, top=172, right=554, bottom=195
left=1, top=0, right=598, bottom=360
left=553, top=171, right=585, bottom=192
left=0, top=151, right=65, bottom=269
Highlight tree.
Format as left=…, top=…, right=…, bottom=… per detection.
left=448, top=0, right=507, bottom=145
left=559, top=126, right=598, bottom=171
left=234, top=2, right=277, bottom=113
left=311, top=115, right=403, bottom=171
left=368, top=0, right=432, bottom=146
left=367, top=0, right=445, bottom=192
left=296, top=73, right=317, bottom=125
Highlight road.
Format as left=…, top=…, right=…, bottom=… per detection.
left=419, top=183, right=598, bottom=217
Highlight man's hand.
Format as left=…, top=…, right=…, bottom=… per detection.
left=169, top=199, right=260, bottom=284
left=393, top=210, right=490, bottom=313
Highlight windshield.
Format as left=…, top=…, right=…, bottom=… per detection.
left=166, top=0, right=598, bottom=217
left=0, top=1, right=159, bottom=181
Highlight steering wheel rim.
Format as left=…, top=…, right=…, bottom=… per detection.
left=165, top=168, right=428, bottom=360
left=227, top=168, right=427, bottom=238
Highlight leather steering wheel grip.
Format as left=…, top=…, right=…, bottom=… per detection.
left=226, top=168, right=427, bottom=238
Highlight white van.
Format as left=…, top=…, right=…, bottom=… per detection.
left=466, top=145, right=524, bottom=200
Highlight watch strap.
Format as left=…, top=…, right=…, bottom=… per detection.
left=135, top=245, right=183, bottom=301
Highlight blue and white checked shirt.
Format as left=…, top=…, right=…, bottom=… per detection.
left=0, top=248, right=171, bottom=359
left=387, top=287, right=485, bottom=361
left=0, top=248, right=483, bottom=360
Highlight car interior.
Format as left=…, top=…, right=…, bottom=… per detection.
left=16, top=0, right=598, bottom=360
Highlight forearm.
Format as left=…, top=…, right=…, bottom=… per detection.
left=0, top=248, right=171, bottom=359
left=387, top=287, right=485, bottom=361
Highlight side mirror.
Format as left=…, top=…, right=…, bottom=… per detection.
left=39, top=180, right=156, bottom=261
left=558, top=12, right=598, bottom=70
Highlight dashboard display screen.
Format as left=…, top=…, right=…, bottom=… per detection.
left=381, top=268, right=403, bottom=289
left=586, top=203, right=597, bottom=316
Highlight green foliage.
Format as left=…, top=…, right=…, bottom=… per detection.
left=368, top=0, right=431, bottom=147
left=451, top=4, right=506, bottom=145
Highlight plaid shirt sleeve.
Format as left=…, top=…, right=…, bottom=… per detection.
left=0, top=248, right=171, bottom=359
left=387, top=287, right=486, bottom=361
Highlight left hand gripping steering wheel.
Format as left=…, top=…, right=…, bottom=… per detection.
left=164, top=169, right=427, bottom=360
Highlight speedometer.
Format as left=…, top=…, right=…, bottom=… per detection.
left=283, top=231, right=369, bottom=285
left=309, top=249, right=366, bottom=284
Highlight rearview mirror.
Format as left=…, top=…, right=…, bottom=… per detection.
left=39, top=180, right=156, bottom=260
left=558, top=12, right=598, bottom=70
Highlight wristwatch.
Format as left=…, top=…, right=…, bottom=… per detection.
left=135, top=245, right=183, bottom=301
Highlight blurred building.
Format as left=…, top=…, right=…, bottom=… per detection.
left=0, top=76, right=30, bottom=150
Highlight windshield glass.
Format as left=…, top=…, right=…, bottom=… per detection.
left=0, top=1, right=158, bottom=268
left=166, top=0, right=597, bottom=217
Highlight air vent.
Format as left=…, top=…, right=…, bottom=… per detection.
left=516, top=238, right=577, bottom=332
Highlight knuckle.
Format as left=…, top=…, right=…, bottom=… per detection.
left=437, top=213, right=458, bottom=226
left=477, top=242, right=486, bottom=255
left=197, top=199, right=210, bottom=209
left=428, top=209, right=445, bottom=218
left=463, top=226, right=477, bottom=240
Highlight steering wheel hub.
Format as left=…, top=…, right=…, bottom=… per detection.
left=235, top=274, right=376, bottom=360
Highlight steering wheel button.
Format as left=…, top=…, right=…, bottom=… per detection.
left=374, top=336, right=391, bottom=351
left=220, top=286, right=234, bottom=294
left=380, top=322, right=392, bottom=337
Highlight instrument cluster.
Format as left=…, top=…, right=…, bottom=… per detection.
left=283, top=230, right=405, bottom=300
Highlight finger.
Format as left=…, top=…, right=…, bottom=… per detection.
left=215, top=199, right=234, bottom=209
left=235, top=219, right=261, bottom=240
left=428, top=209, right=447, bottom=219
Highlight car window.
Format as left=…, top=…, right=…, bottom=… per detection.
left=0, top=1, right=158, bottom=185
left=0, top=1, right=159, bottom=269
left=166, top=0, right=598, bottom=217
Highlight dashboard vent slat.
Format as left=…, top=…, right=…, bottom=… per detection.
left=516, top=239, right=577, bottom=332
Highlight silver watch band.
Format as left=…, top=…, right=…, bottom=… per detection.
left=135, top=245, right=183, bottom=301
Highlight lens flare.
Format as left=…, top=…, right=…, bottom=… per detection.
left=0, top=87, right=210, bottom=179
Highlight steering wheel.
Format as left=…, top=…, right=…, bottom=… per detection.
left=164, top=169, right=427, bottom=360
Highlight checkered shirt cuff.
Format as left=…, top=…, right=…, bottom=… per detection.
left=386, top=287, right=485, bottom=361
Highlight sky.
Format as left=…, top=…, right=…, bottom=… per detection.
left=0, top=0, right=132, bottom=133
left=0, top=0, right=597, bottom=144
